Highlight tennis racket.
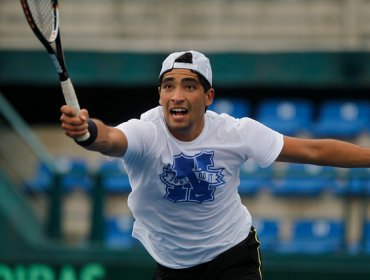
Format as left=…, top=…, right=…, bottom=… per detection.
left=20, top=0, right=89, bottom=140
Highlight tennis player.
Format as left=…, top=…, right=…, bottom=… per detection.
left=60, top=50, right=370, bottom=280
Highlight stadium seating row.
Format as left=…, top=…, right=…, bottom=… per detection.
left=105, top=215, right=139, bottom=249
left=23, top=158, right=131, bottom=194
left=105, top=214, right=370, bottom=254
left=239, top=159, right=370, bottom=197
left=254, top=218, right=345, bottom=254
left=209, top=98, right=370, bottom=138
left=23, top=158, right=370, bottom=197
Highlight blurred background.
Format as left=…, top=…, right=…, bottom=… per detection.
left=1, top=0, right=370, bottom=279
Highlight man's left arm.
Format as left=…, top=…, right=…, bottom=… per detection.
left=276, top=136, right=370, bottom=168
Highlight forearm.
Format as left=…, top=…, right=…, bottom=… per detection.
left=79, top=118, right=127, bottom=158
left=278, top=136, right=370, bottom=168
left=60, top=105, right=126, bottom=158
left=311, top=139, right=370, bottom=167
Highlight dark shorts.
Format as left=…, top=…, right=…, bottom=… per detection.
left=152, top=227, right=262, bottom=280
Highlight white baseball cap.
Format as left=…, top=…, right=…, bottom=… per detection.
left=159, top=50, right=212, bottom=86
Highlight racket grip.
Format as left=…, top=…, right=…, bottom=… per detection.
left=61, top=78, right=90, bottom=141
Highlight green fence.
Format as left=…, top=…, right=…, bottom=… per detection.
left=1, top=51, right=370, bottom=88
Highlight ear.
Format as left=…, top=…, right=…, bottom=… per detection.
left=158, top=87, right=162, bottom=105
left=205, top=88, right=215, bottom=107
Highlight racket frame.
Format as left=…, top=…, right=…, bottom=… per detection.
left=20, top=0, right=69, bottom=81
left=20, top=0, right=90, bottom=140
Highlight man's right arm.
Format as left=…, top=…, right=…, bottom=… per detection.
left=60, top=105, right=128, bottom=158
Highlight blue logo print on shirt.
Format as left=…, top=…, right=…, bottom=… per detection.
left=160, top=151, right=225, bottom=203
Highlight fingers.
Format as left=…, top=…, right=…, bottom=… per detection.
left=60, top=104, right=75, bottom=117
left=60, top=105, right=90, bottom=139
left=79, top=109, right=89, bottom=121
left=60, top=105, right=89, bottom=120
left=60, top=105, right=88, bottom=117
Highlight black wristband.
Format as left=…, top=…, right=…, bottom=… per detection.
left=75, top=119, right=98, bottom=146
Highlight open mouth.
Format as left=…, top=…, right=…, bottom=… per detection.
left=170, top=108, right=188, bottom=116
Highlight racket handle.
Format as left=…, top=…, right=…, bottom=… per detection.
left=61, top=78, right=90, bottom=141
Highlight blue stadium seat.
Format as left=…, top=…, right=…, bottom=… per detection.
left=239, top=159, right=274, bottom=196
left=253, top=218, right=280, bottom=252
left=58, top=158, right=93, bottom=193
left=99, top=159, right=131, bottom=194
left=105, top=215, right=136, bottom=249
left=334, top=168, right=370, bottom=196
left=256, top=98, right=314, bottom=136
left=208, top=97, right=250, bottom=118
left=312, top=99, right=370, bottom=139
left=277, top=219, right=344, bottom=254
left=23, top=161, right=53, bottom=193
left=23, top=158, right=93, bottom=193
left=271, top=163, right=337, bottom=197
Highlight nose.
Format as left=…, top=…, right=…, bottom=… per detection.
left=171, top=87, right=185, bottom=103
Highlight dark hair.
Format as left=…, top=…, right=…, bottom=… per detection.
left=159, top=52, right=211, bottom=92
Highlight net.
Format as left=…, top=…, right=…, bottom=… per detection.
left=27, top=0, right=57, bottom=42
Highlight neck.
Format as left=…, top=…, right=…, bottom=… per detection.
left=169, top=118, right=205, bottom=142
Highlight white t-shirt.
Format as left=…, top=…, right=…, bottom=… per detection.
left=116, top=106, right=283, bottom=269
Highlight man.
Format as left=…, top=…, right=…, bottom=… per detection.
left=60, top=50, right=370, bottom=280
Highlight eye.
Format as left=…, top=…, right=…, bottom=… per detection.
left=184, top=83, right=197, bottom=91
left=162, top=83, right=173, bottom=90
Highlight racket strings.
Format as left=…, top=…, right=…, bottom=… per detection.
left=27, top=0, right=57, bottom=42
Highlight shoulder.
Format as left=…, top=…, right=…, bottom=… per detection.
left=206, top=109, right=256, bottom=130
left=140, top=106, right=163, bottom=122
left=116, top=107, right=162, bottom=137
left=117, top=106, right=162, bottom=132
left=206, top=109, right=235, bottom=123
